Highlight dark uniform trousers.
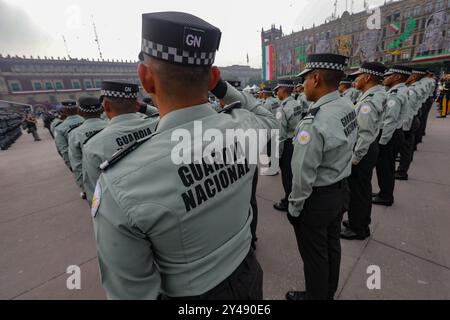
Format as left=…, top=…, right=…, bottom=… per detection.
left=376, top=129, right=404, bottom=202
left=280, top=138, right=294, bottom=202
left=398, top=116, right=420, bottom=174
left=418, top=98, right=434, bottom=138
left=250, top=169, right=259, bottom=246
left=161, top=249, right=263, bottom=300
left=288, top=180, right=348, bottom=300
left=348, top=141, right=379, bottom=235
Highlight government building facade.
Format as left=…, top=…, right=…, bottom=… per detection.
left=261, top=0, right=450, bottom=80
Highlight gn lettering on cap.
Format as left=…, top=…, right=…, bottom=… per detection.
left=139, top=11, right=222, bottom=66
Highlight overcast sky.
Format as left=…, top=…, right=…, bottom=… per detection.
left=1, top=0, right=389, bottom=68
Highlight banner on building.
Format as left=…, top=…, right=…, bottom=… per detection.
left=262, top=44, right=274, bottom=81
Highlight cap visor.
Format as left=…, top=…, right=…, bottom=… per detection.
left=297, top=69, right=312, bottom=77
left=384, top=71, right=394, bottom=76
left=350, top=70, right=363, bottom=77
left=274, top=85, right=281, bottom=91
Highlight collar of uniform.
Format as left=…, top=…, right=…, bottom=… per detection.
left=282, top=96, right=294, bottom=103
left=65, top=115, right=81, bottom=121
left=310, top=90, right=340, bottom=110
left=82, top=118, right=103, bottom=124
left=109, top=113, right=142, bottom=125
left=359, top=85, right=384, bottom=101
left=389, top=82, right=406, bottom=93
left=156, top=103, right=217, bottom=133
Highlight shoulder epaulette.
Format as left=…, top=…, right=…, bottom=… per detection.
left=144, top=112, right=160, bottom=119
left=83, top=128, right=105, bottom=145
left=390, top=89, right=398, bottom=94
left=54, top=121, right=63, bottom=128
left=219, top=101, right=242, bottom=114
left=99, top=133, right=157, bottom=171
left=67, top=122, right=83, bottom=134
left=302, top=106, right=321, bottom=122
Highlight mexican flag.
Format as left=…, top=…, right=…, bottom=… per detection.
left=388, top=21, right=401, bottom=33
left=262, top=44, right=273, bottom=81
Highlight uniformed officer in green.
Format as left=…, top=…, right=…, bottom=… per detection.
left=339, top=77, right=360, bottom=104
left=54, top=100, right=84, bottom=170
left=82, top=81, right=158, bottom=205
left=261, top=86, right=280, bottom=115
left=68, top=96, right=107, bottom=199
left=273, top=79, right=304, bottom=212
left=340, top=62, right=387, bottom=241
left=295, top=79, right=311, bottom=115
left=373, top=65, right=411, bottom=206
left=287, top=53, right=357, bottom=300
left=50, top=111, right=65, bottom=138
left=396, top=68, right=426, bottom=180
left=90, top=12, right=278, bottom=300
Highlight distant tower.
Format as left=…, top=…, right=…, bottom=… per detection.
left=261, top=25, right=282, bottom=81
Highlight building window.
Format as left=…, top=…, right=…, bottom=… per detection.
left=413, top=35, right=417, bottom=45
left=436, top=0, right=444, bottom=10
left=448, top=0, right=450, bottom=8
left=413, top=6, right=421, bottom=16
left=8, top=81, right=22, bottom=92
left=33, top=81, right=43, bottom=91
left=71, top=80, right=81, bottom=89
left=44, top=81, right=53, bottom=90
left=419, top=33, right=424, bottom=45
left=94, top=79, right=102, bottom=88
left=54, top=81, right=64, bottom=90
left=84, top=79, right=93, bottom=89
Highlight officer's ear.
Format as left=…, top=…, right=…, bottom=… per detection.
left=208, top=66, right=221, bottom=91
left=138, top=62, right=156, bottom=95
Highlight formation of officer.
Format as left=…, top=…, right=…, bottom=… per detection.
left=45, top=9, right=441, bottom=301
left=0, top=112, right=22, bottom=150
left=54, top=100, right=84, bottom=169
left=68, top=97, right=107, bottom=199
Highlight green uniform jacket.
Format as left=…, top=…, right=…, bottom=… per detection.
left=380, top=83, right=407, bottom=145
left=54, top=115, right=84, bottom=168
left=289, top=91, right=358, bottom=216
left=297, top=92, right=311, bottom=114
left=262, top=96, right=280, bottom=116
left=342, top=87, right=360, bottom=105
left=277, top=96, right=304, bottom=142
left=353, top=85, right=386, bottom=164
left=82, top=113, right=159, bottom=205
left=50, top=118, right=63, bottom=135
left=68, top=118, right=108, bottom=190
left=91, top=83, right=278, bottom=299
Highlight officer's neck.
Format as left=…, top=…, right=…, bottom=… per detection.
left=153, top=94, right=208, bottom=118
left=361, top=82, right=378, bottom=93
left=387, top=80, right=405, bottom=89
left=312, top=87, right=337, bottom=102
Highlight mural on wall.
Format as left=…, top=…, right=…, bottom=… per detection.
left=335, top=35, right=352, bottom=57
left=353, top=29, right=382, bottom=62
left=277, top=48, right=294, bottom=76
left=418, top=10, right=449, bottom=56
left=315, top=32, right=332, bottom=54
left=387, top=16, right=416, bottom=55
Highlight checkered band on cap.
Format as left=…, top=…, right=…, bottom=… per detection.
left=277, top=84, right=295, bottom=88
left=386, top=68, right=412, bottom=76
left=79, top=105, right=102, bottom=113
left=142, top=39, right=216, bottom=66
left=101, top=90, right=138, bottom=99
left=357, top=68, right=385, bottom=77
left=305, top=61, right=346, bottom=71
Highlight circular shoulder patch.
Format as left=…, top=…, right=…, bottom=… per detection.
left=387, top=99, right=396, bottom=108
left=360, top=104, right=371, bottom=114
left=276, top=112, right=282, bottom=120
left=91, top=180, right=102, bottom=218
left=297, top=130, right=311, bottom=145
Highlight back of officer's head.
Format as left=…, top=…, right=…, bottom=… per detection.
left=304, top=69, right=344, bottom=102
left=137, top=12, right=222, bottom=116
left=103, top=97, right=139, bottom=115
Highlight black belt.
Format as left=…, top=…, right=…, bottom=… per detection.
left=312, top=179, right=346, bottom=193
